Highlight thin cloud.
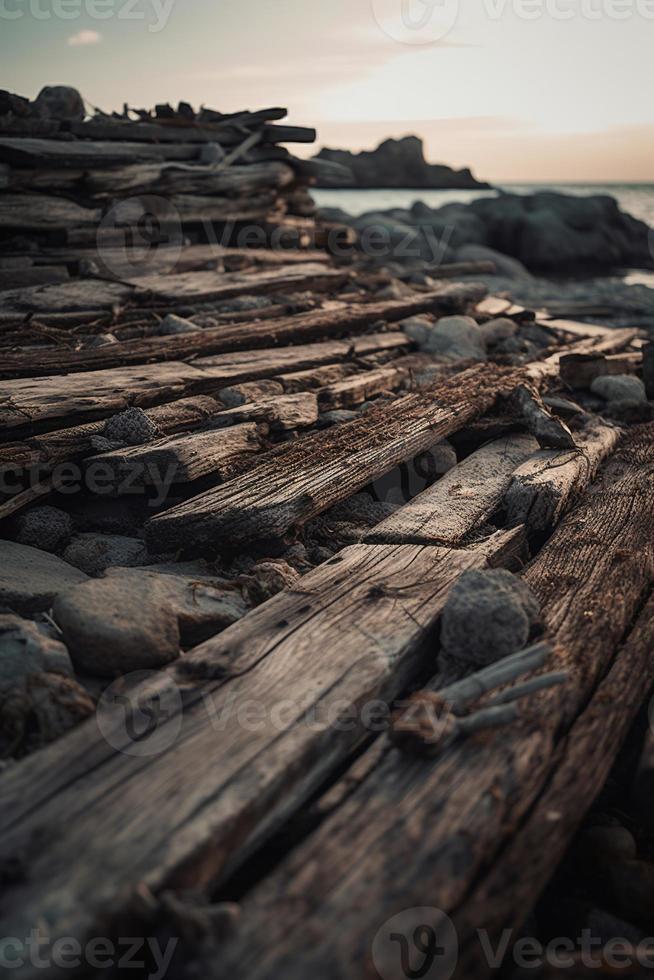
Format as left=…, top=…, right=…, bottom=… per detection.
left=68, top=30, right=102, bottom=47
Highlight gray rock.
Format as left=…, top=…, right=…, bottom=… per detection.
left=609, top=861, right=654, bottom=922
left=605, top=399, right=654, bottom=424
left=440, top=569, right=541, bottom=668
left=33, top=85, right=85, bottom=121
left=320, top=409, right=360, bottom=425
left=478, top=317, right=518, bottom=346
left=83, top=333, right=118, bottom=349
left=590, top=375, right=647, bottom=403
left=215, top=295, right=272, bottom=313
left=62, top=534, right=150, bottom=577
left=0, top=614, right=73, bottom=692
left=199, top=142, right=225, bottom=165
left=579, top=825, right=638, bottom=865
left=102, top=407, right=162, bottom=446
left=455, top=243, right=532, bottom=280
left=398, top=315, right=433, bottom=347
left=0, top=541, right=88, bottom=614
left=157, top=314, right=202, bottom=336
left=405, top=315, right=487, bottom=362
left=329, top=493, right=398, bottom=527
left=54, top=569, right=250, bottom=676
left=240, top=560, right=300, bottom=605
left=15, top=506, right=73, bottom=554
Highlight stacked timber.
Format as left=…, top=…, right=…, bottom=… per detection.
left=3, top=95, right=654, bottom=980
left=0, top=86, right=352, bottom=289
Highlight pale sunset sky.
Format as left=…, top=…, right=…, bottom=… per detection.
left=1, top=0, right=653, bottom=181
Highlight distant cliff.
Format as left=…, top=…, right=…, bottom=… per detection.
left=313, top=136, right=491, bottom=190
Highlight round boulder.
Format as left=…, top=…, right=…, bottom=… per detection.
left=15, top=506, right=73, bottom=554
left=440, top=568, right=540, bottom=668
left=590, top=375, right=647, bottom=403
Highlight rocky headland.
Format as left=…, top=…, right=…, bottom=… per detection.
left=313, top=135, right=491, bottom=190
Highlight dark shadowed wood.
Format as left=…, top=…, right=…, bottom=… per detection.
left=0, top=333, right=408, bottom=435
left=146, top=366, right=524, bottom=553
left=198, top=425, right=654, bottom=980
left=0, top=286, right=486, bottom=378
left=0, top=529, right=522, bottom=976
left=86, top=422, right=263, bottom=488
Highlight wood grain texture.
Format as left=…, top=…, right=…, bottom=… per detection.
left=201, top=424, right=654, bottom=980
left=0, top=333, right=407, bottom=435
left=0, top=287, right=480, bottom=379
left=365, top=433, right=539, bottom=545
left=86, top=421, right=262, bottom=488
left=504, top=419, right=621, bottom=533
left=0, top=529, right=521, bottom=977
left=146, top=366, right=523, bottom=554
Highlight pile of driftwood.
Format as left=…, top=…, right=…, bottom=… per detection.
left=0, top=86, right=351, bottom=290
left=2, top=92, right=654, bottom=980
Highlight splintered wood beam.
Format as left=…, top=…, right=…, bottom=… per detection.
left=0, top=333, right=408, bottom=435
left=0, top=395, right=222, bottom=476
left=0, top=263, right=347, bottom=318
left=364, top=433, right=539, bottom=546
left=201, top=424, right=654, bottom=980
left=0, top=527, right=522, bottom=970
left=504, top=419, right=621, bottom=534
left=85, top=422, right=263, bottom=489
left=0, top=286, right=483, bottom=379
left=0, top=193, right=101, bottom=230
left=145, top=365, right=523, bottom=554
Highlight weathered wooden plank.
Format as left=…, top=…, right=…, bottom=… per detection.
left=0, top=287, right=484, bottom=379
left=146, top=366, right=523, bottom=554
left=317, top=362, right=412, bottom=410
left=365, top=433, right=539, bottom=545
left=86, top=422, right=262, bottom=489
left=535, top=315, right=615, bottom=340
left=0, top=193, right=100, bottom=230
left=204, top=392, right=319, bottom=432
left=559, top=350, right=642, bottom=388
left=0, top=136, right=202, bottom=168
left=454, top=591, right=654, bottom=978
left=202, top=425, right=654, bottom=980
left=83, top=160, right=295, bottom=197
left=0, top=264, right=347, bottom=318
left=0, top=395, right=222, bottom=476
left=504, top=420, right=621, bottom=534
left=0, top=333, right=407, bottom=435
left=0, top=527, right=521, bottom=975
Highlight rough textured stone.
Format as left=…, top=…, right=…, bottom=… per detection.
left=54, top=568, right=249, bottom=676
left=0, top=541, right=88, bottom=614
left=157, top=314, right=202, bottom=336
left=609, top=861, right=654, bottom=923
left=478, top=317, right=519, bottom=346
left=63, top=534, right=150, bottom=577
left=319, top=409, right=360, bottom=425
left=440, top=568, right=541, bottom=667
left=404, top=315, right=487, bottom=362
left=102, top=407, right=162, bottom=446
left=456, top=243, right=532, bottom=280
left=33, top=85, right=85, bottom=121
left=241, top=560, right=301, bottom=605
left=590, top=375, right=647, bottom=403
left=0, top=614, right=73, bottom=691
left=14, top=506, right=73, bottom=554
